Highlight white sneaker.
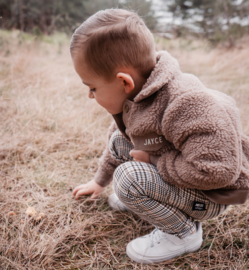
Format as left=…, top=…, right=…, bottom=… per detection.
left=108, top=193, right=129, bottom=212
left=126, top=221, right=203, bottom=264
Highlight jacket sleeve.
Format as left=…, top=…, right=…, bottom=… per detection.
left=94, top=121, right=121, bottom=187
left=158, top=91, right=242, bottom=190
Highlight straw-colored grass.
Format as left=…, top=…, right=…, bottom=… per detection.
left=0, top=30, right=249, bottom=269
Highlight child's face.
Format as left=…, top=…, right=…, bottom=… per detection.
left=73, top=58, right=131, bottom=115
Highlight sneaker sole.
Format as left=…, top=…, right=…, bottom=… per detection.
left=126, top=239, right=203, bottom=264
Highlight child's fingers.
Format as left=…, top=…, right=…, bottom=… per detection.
left=130, top=150, right=144, bottom=161
left=72, top=184, right=85, bottom=196
left=129, top=150, right=139, bottom=160
left=75, top=188, right=91, bottom=199
left=129, top=149, right=150, bottom=163
left=130, top=149, right=143, bottom=157
left=129, top=149, right=136, bottom=157
left=90, top=192, right=100, bottom=199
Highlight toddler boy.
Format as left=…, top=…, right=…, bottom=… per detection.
left=70, top=9, right=249, bottom=264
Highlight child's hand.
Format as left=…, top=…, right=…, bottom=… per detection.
left=130, top=149, right=150, bottom=163
left=72, top=179, right=104, bottom=200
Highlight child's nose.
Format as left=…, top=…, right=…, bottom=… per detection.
left=88, top=91, right=95, bottom=99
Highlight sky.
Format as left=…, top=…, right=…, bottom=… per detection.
left=152, top=0, right=249, bottom=32
left=152, top=0, right=183, bottom=31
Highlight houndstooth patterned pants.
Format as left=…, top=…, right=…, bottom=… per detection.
left=110, top=130, right=228, bottom=239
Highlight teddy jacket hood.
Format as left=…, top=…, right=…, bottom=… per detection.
left=94, top=50, right=249, bottom=205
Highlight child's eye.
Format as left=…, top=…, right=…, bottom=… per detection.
left=90, top=88, right=96, bottom=92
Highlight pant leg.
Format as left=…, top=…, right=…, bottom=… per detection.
left=113, top=161, right=228, bottom=239
left=110, top=129, right=228, bottom=239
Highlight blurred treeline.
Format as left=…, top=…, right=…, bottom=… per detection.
left=0, top=0, right=249, bottom=45
left=0, top=0, right=156, bottom=34
left=164, top=0, right=249, bottom=46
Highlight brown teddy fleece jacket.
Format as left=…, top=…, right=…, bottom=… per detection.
left=94, top=50, right=249, bottom=205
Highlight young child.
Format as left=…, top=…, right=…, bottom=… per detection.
left=70, top=9, right=249, bottom=264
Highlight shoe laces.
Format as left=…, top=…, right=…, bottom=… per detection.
left=149, top=228, right=163, bottom=247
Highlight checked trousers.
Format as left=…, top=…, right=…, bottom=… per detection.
left=110, top=130, right=228, bottom=239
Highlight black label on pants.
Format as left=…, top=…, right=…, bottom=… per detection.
left=192, top=201, right=206, bottom=211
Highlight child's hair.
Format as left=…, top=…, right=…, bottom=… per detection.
left=70, top=9, right=156, bottom=81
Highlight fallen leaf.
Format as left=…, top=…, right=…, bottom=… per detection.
left=35, top=212, right=45, bottom=221
left=25, top=207, right=37, bottom=217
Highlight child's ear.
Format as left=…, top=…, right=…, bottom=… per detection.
left=116, top=72, right=135, bottom=94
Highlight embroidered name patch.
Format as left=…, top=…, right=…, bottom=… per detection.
left=132, top=132, right=167, bottom=151
left=192, top=201, right=206, bottom=211
left=144, top=137, right=164, bottom=145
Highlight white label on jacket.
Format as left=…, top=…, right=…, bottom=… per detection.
left=132, top=132, right=167, bottom=151
left=144, top=136, right=164, bottom=145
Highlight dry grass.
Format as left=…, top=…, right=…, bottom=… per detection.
left=0, top=30, right=249, bottom=270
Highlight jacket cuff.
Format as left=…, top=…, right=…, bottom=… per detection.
left=94, top=167, right=113, bottom=187
left=150, top=155, right=160, bottom=166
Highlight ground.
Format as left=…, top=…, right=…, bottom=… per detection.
left=0, top=30, right=249, bottom=269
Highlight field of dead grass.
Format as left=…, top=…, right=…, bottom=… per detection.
left=0, top=30, right=249, bottom=269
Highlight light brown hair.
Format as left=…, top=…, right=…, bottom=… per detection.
left=70, top=9, right=156, bottom=81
